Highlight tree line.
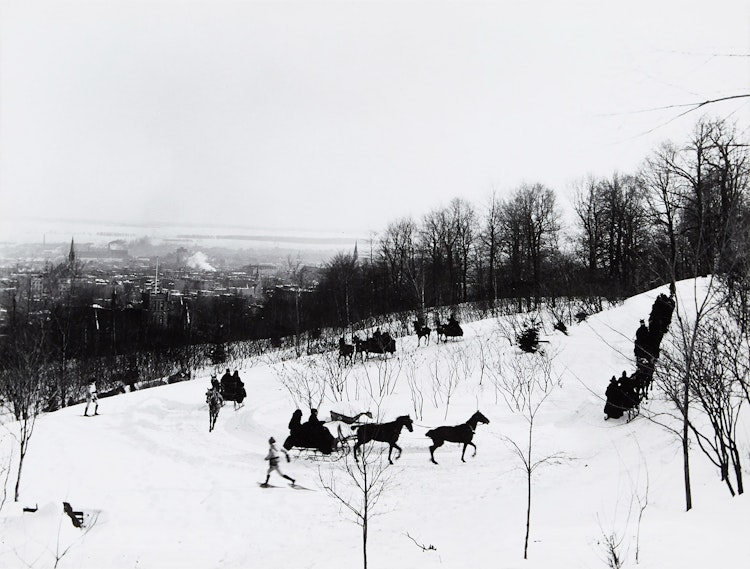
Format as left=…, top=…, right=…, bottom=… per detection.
left=309, top=117, right=749, bottom=329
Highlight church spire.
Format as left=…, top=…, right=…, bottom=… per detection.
left=68, top=237, right=76, bottom=267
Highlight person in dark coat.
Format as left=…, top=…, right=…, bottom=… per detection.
left=220, top=368, right=232, bottom=398
left=604, top=376, right=624, bottom=420
left=288, top=409, right=303, bottom=435
left=232, top=370, right=246, bottom=407
left=308, top=408, right=322, bottom=427
left=619, top=371, right=640, bottom=412
left=634, top=319, right=651, bottom=360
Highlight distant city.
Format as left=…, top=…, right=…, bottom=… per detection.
left=0, top=217, right=370, bottom=270
left=0, top=219, right=369, bottom=335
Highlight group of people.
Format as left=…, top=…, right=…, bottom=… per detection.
left=604, top=371, right=641, bottom=420
left=285, top=408, right=337, bottom=454
left=603, top=291, right=676, bottom=420
left=219, top=368, right=247, bottom=409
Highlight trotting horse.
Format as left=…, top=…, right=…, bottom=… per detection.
left=206, top=388, right=223, bottom=432
left=413, top=320, right=432, bottom=346
left=426, top=411, right=490, bottom=464
left=353, top=415, right=414, bottom=464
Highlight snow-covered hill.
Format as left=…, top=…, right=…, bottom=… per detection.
left=2, top=278, right=748, bottom=569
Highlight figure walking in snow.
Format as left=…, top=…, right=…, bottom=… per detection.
left=84, top=382, right=99, bottom=416
left=263, top=437, right=295, bottom=486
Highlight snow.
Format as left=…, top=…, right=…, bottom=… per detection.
left=2, top=278, right=749, bottom=568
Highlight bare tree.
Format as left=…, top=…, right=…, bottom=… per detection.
left=316, top=352, right=353, bottom=403
left=0, top=324, right=50, bottom=502
left=0, top=434, right=11, bottom=511
left=659, top=313, right=745, bottom=496
left=572, top=175, right=605, bottom=279
left=319, top=443, right=393, bottom=569
left=379, top=217, right=425, bottom=310
left=478, top=190, right=504, bottom=300
left=403, top=352, right=426, bottom=420
left=652, top=277, right=720, bottom=510
left=275, top=360, right=327, bottom=411
left=500, top=184, right=561, bottom=308
left=432, top=345, right=474, bottom=419
left=642, top=142, right=683, bottom=280
left=360, top=357, right=403, bottom=399
left=597, top=521, right=626, bottom=569
left=497, top=349, right=563, bottom=559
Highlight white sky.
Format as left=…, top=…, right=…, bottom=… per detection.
left=1, top=0, right=748, bottom=236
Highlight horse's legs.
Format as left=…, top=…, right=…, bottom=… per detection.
left=390, top=443, right=402, bottom=463
left=429, top=439, right=443, bottom=464
left=460, top=441, right=477, bottom=462
left=353, top=441, right=361, bottom=461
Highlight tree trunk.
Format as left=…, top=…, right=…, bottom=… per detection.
left=14, top=440, right=27, bottom=502
left=731, top=444, right=744, bottom=495
left=524, top=466, right=531, bottom=559
left=682, top=380, right=692, bottom=511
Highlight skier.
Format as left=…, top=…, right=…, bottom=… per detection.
left=262, top=437, right=295, bottom=486
left=84, top=382, right=99, bottom=416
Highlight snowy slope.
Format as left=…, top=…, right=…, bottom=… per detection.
left=2, top=278, right=749, bottom=569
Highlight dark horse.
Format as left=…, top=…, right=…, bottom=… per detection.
left=436, top=318, right=463, bottom=343
left=338, top=337, right=355, bottom=365
left=426, top=411, right=490, bottom=464
left=354, top=331, right=396, bottom=360
left=413, top=320, right=432, bottom=346
left=353, top=415, right=413, bottom=464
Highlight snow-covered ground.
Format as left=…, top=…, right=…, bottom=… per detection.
left=2, top=278, right=749, bottom=568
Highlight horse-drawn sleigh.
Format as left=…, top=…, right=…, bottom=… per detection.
left=282, top=409, right=414, bottom=464
left=354, top=330, right=396, bottom=360
left=436, top=317, right=463, bottom=343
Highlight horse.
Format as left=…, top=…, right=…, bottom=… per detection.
left=330, top=410, right=372, bottom=424
left=436, top=318, right=463, bottom=343
left=354, top=332, right=397, bottom=360
left=426, top=411, right=490, bottom=464
left=413, top=320, right=432, bottom=346
left=338, top=337, right=355, bottom=365
left=206, top=388, right=223, bottom=432
left=353, top=415, right=413, bottom=464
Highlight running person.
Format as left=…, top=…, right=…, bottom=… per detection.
left=263, top=437, right=295, bottom=486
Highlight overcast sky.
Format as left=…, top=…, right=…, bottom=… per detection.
left=1, top=0, right=748, bottom=238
